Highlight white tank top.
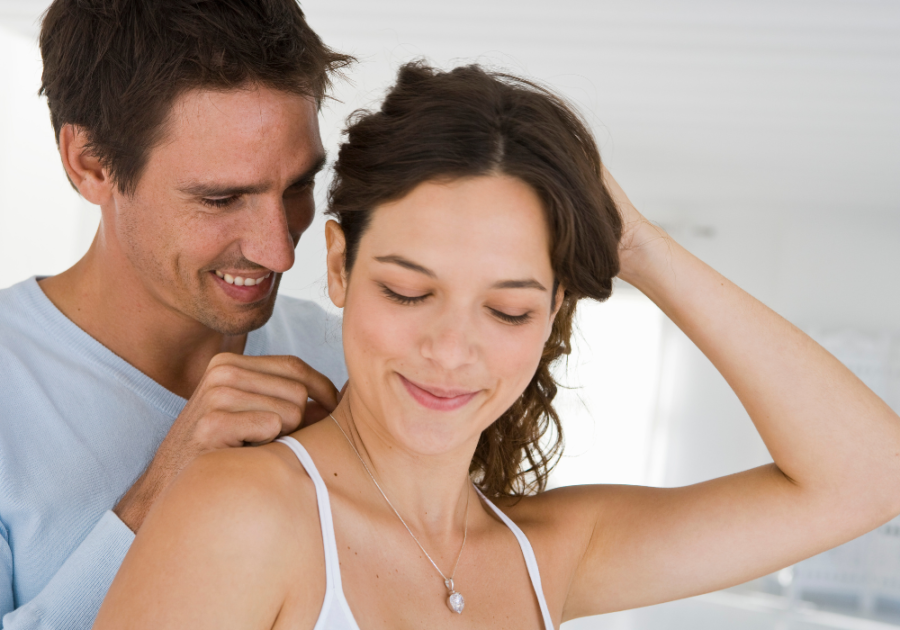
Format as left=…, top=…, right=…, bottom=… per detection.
left=277, top=436, right=555, bottom=630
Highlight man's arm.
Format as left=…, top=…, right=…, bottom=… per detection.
left=1, top=512, right=132, bottom=629
left=1, top=521, right=13, bottom=619
left=2, top=353, right=337, bottom=628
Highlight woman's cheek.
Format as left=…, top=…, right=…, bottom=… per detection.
left=343, top=290, right=419, bottom=374
left=486, top=323, right=548, bottom=399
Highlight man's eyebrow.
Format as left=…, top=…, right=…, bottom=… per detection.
left=178, top=153, right=327, bottom=198
left=374, top=255, right=546, bottom=291
left=287, top=154, right=327, bottom=189
left=374, top=255, right=437, bottom=278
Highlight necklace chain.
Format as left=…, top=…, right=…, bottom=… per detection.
left=329, top=413, right=470, bottom=586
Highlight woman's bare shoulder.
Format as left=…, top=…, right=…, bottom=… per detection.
left=501, top=483, right=651, bottom=526
left=96, top=444, right=325, bottom=628
left=163, top=442, right=321, bottom=544
left=134, top=444, right=320, bottom=561
left=491, top=484, right=664, bottom=616
left=501, top=482, right=676, bottom=556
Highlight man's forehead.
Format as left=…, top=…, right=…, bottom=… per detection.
left=166, top=85, right=319, bottom=143
left=146, top=84, right=323, bottom=184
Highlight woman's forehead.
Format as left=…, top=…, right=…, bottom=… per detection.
left=360, top=175, right=553, bottom=281
left=359, top=176, right=554, bottom=282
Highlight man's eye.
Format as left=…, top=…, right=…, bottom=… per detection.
left=201, top=196, right=238, bottom=209
left=287, top=181, right=315, bottom=195
left=381, top=285, right=429, bottom=305
left=489, top=308, right=532, bottom=326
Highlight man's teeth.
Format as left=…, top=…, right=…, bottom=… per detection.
left=214, top=270, right=272, bottom=286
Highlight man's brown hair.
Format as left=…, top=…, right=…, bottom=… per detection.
left=39, top=0, right=352, bottom=195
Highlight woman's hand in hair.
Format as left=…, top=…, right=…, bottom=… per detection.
left=601, top=166, right=672, bottom=287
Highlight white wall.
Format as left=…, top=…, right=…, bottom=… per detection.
left=0, top=24, right=98, bottom=290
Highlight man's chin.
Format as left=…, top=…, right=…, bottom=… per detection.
left=194, top=293, right=279, bottom=336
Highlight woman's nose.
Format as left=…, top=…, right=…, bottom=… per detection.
left=420, top=311, right=478, bottom=370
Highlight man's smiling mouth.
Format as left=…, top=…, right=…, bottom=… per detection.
left=210, top=270, right=276, bottom=305
left=214, top=270, right=272, bottom=286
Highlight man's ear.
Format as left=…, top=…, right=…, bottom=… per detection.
left=58, top=124, right=114, bottom=205
left=325, top=220, right=348, bottom=308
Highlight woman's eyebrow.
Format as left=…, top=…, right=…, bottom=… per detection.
left=491, top=279, right=547, bottom=291
left=374, top=255, right=546, bottom=291
left=374, top=255, right=436, bottom=278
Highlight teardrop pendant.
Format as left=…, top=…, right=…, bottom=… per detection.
left=445, top=578, right=465, bottom=614
left=447, top=591, right=465, bottom=614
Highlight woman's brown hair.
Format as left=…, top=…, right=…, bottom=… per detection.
left=327, top=62, right=622, bottom=498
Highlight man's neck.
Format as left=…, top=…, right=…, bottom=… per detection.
left=39, top=237, right=247, bottom=399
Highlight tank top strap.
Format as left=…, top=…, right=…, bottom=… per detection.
left=474, top=486, right=556, bottom=629
left=276, top=436, right=361, bottom=630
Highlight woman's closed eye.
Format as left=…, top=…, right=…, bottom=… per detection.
left=488, top=308, right=532, bottom=326
left=380, top=284, right=429, bottom=305
left=380, top=284, right=533, bottom=325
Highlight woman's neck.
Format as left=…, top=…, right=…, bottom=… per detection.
left=328, top=394, right=477, bottom=537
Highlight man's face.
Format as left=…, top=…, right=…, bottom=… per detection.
left=110, top=85, right=324, bottom=335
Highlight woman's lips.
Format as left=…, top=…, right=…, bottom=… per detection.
left=398, top=374, right=479, bottom=411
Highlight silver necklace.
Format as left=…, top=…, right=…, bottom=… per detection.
left=330, top=413, right=470, bottom=614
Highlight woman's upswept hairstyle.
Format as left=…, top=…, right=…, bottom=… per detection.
left=328, top=62, right=622, bottom=498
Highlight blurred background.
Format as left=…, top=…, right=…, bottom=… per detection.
left=2, top=0, right=900, bottom=627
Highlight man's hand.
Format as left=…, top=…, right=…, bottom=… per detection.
left=113, top=353, right=339, bottom=532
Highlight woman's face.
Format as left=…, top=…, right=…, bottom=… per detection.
left=326, top=174, right=561, bottom=457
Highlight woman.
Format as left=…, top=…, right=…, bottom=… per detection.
left=94, top=63, right=900, bottom=629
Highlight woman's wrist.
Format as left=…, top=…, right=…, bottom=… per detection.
left=616, top=219, right=680, bottom=296
left=601, top=167, right=681, bottom=296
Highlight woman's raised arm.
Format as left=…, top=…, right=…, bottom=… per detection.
left=557, top=170, right=900, bottom=620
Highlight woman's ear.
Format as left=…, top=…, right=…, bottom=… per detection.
left=325, top=220, right=348, bottom=308
left=545, top=284, right=566, bottom=342
left=59, top=124, right=114, bottom=205
left=551, top=284, right=565, bottom=320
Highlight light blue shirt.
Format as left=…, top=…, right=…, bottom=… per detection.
left=0, top=277, right=347, bottom=629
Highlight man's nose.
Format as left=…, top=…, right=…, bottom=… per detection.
left=240, top=194, right=311, bottom=273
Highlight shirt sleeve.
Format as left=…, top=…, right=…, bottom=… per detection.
left=1, top=511, right=134, bottom=630
left=0, top=520, right=14, bottom=621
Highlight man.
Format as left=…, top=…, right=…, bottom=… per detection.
left=0, top=1, right=352, bottom=627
